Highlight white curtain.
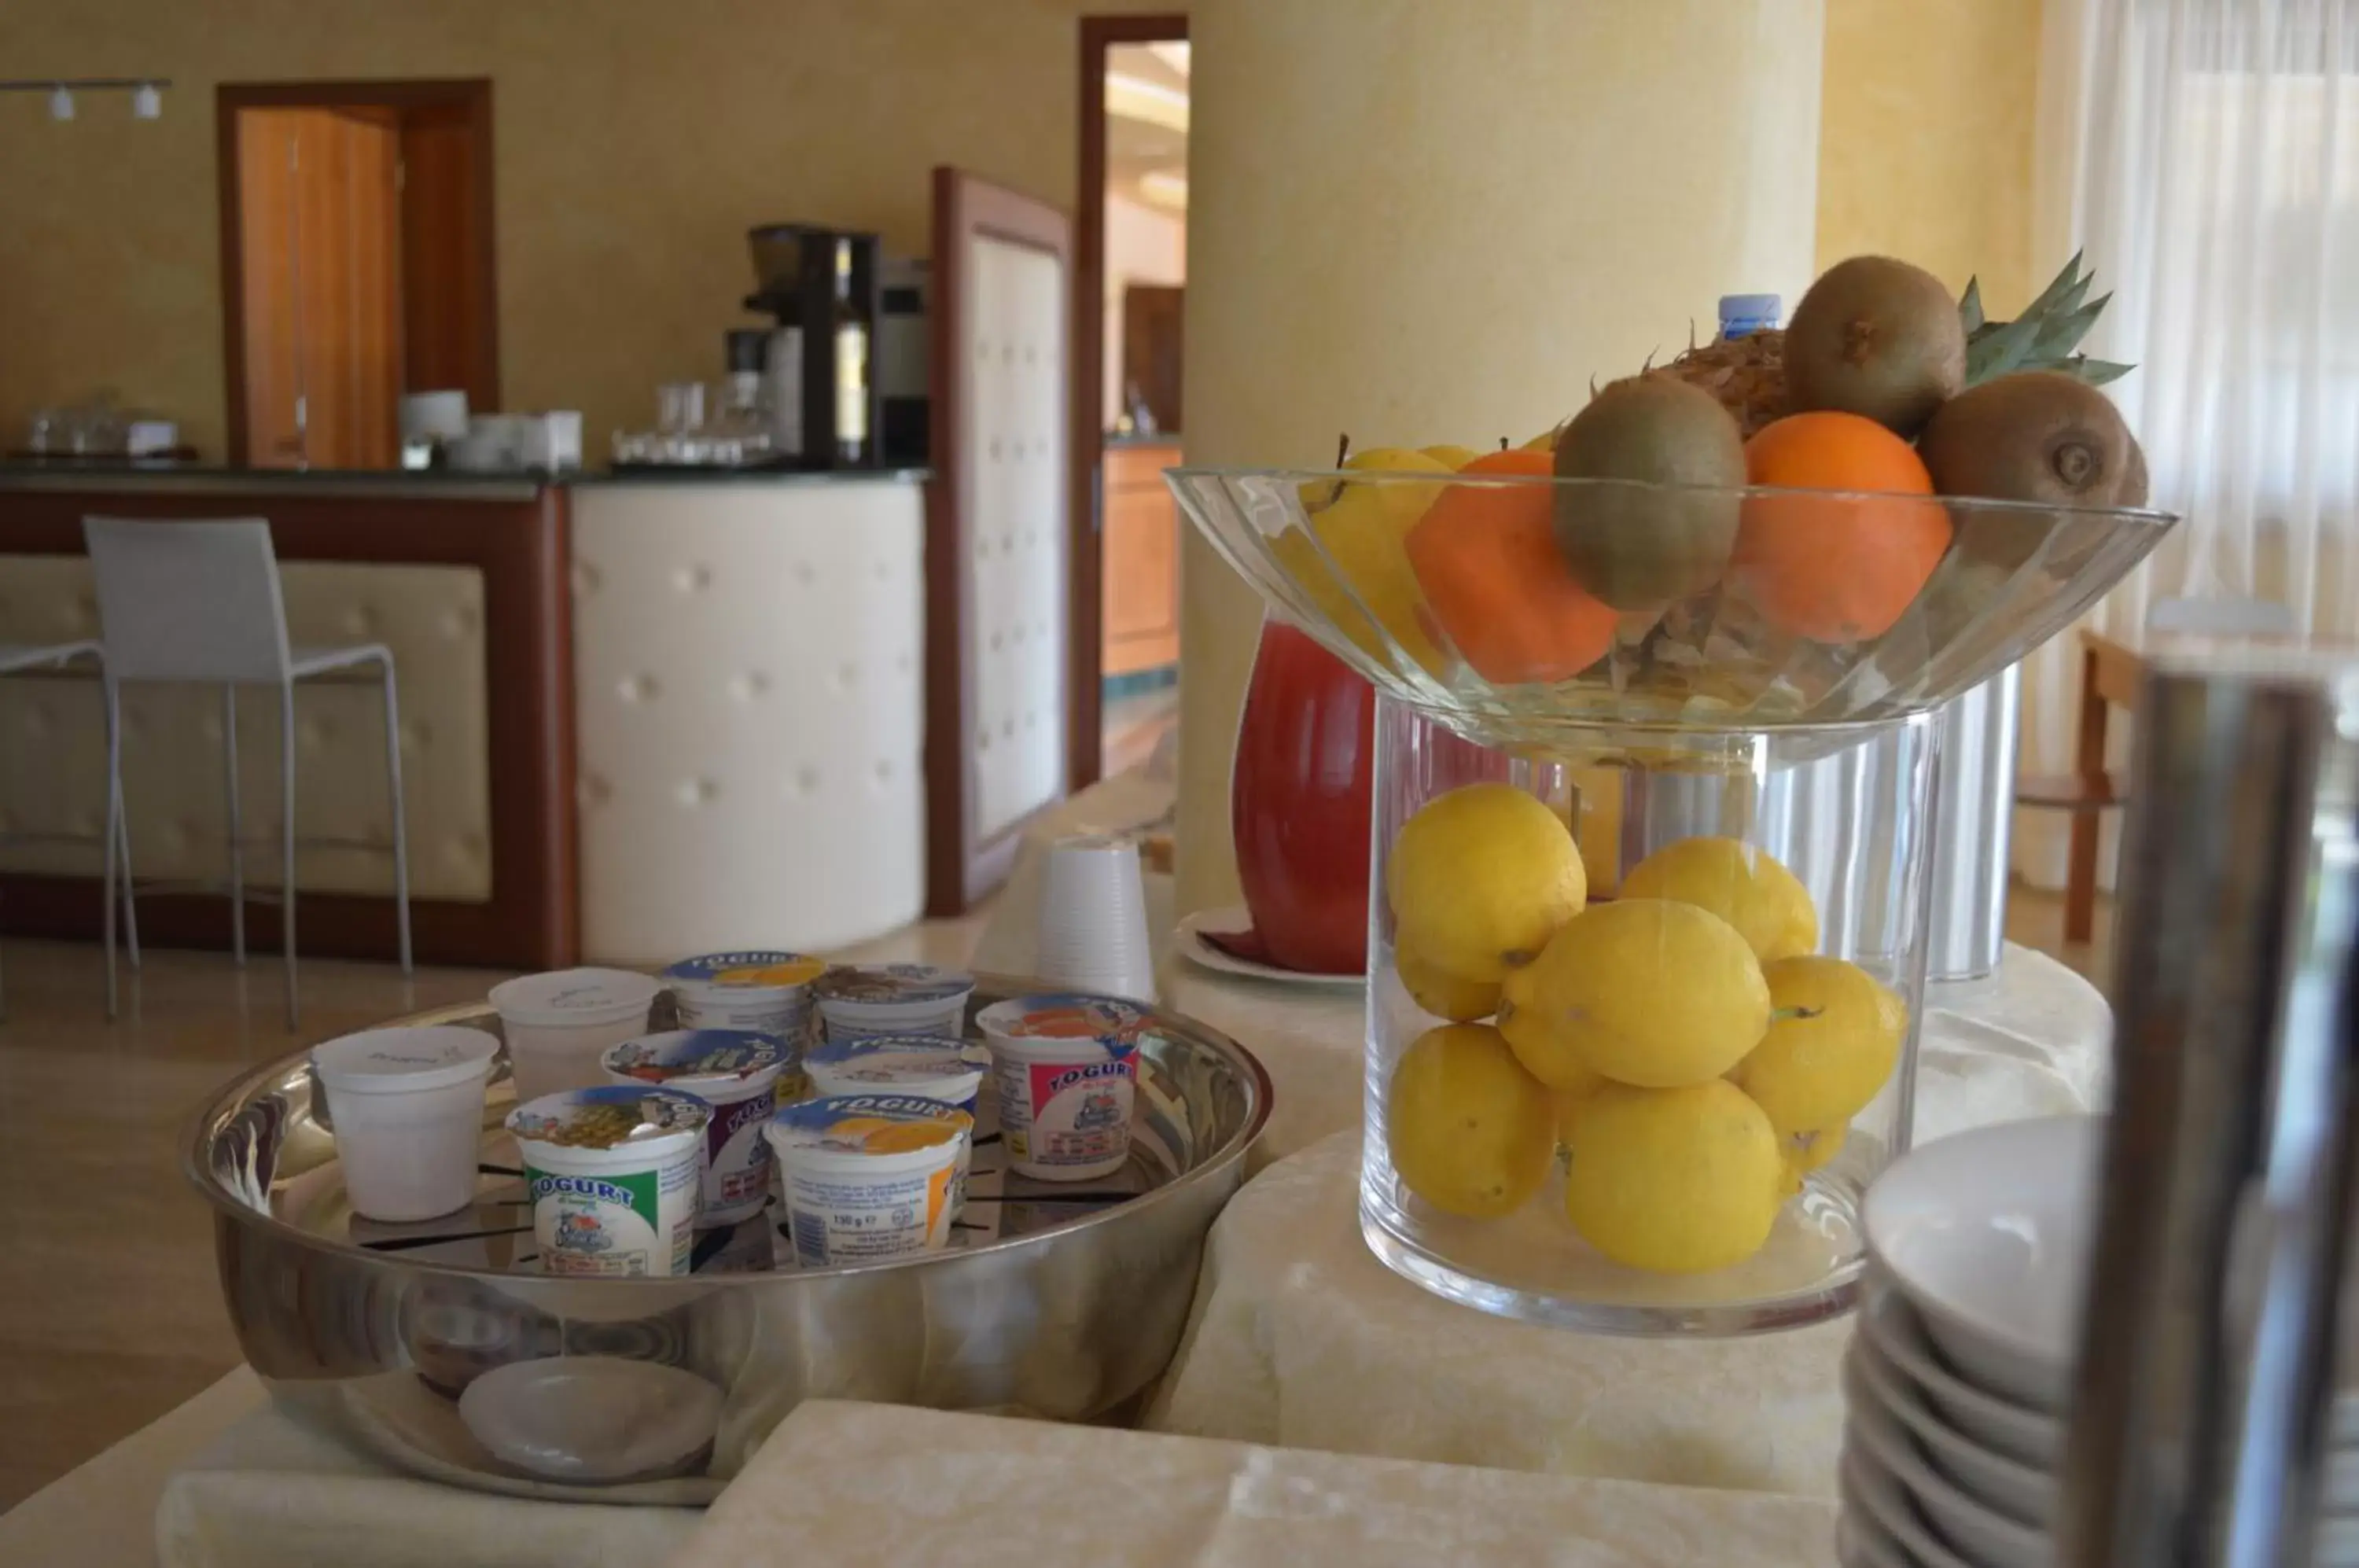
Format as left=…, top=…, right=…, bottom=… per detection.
left=2017, top=0, right=2359, bottom=888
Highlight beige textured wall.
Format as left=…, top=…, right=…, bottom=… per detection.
left=0, top=0, right=1168, bottom=458
left=1815, top=0, right=2044, bottom=313
left=1173, top=0, right=1827, bottom=916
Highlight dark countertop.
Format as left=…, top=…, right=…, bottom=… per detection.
left=1102, top=432, right=1183, bottom=450
left=0, top=463, right=928, bottom=500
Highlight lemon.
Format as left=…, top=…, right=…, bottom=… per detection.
left=1785, top=1123, right=1846, bottom=1173
left=1386, top=1023, right=1556, bottom=1219
left=1729, top=956, right=1905, bottom=1133
left=1497, top=899, right=1768, bottom=1089
left=1389, top=784, right=1586, bottom=985
left=1620, top=836, right=1818, bottom=965
left=1397, top=941, right=1501, bottom=1021
left=1561, top=1080, right=1784, bottom=1272
left=1273, top=481, right=1448, bottom=675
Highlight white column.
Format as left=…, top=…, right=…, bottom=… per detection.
left=1176, top=0, right=1828, bottom=914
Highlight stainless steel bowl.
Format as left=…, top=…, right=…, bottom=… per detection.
left=188, top=976, right=1272, bottom=1502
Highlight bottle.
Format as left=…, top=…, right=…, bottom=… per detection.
left=1717, top=293, right=1781, bottom=340
left=831, top=238, right=871, bottom=466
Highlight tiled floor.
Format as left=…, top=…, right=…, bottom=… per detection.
left=0, top=884, right=2103, bottom=1512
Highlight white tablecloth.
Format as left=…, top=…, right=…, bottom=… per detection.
left=1138, top=951, right=2110, bottom=1493
left=668, top=1399, right=1837, bottom=1568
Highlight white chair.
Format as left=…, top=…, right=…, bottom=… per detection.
left=0, top=640, right=141, bottom=1017
left=83, top=518, right=413, bottom=1027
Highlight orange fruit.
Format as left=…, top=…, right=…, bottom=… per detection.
left=1404, top=449, right=1620, bottom=685
left=1732, top=411, right=1952, bottom=643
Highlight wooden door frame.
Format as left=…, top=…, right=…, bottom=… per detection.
left=927, top=166, right=1075, bottom=917
left=216, top=78, right=499, bottom=466
left=1073, top=13, right=1187, bottom=796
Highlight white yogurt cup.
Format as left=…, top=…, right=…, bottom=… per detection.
left=814, top=964, right=975, bottom=1043
left=508, top=1087, right=708, bottom=1277
left=312, top=1026, right=501, bottom=1223
left=601, top=1030, right=789, bottom=1226
left=763, top=1093, right=971, bottom=1267
left=977, top=994, right=1149, bottom=1183
left=489, top=968, right=664, bottom=1106
left=804, top=1034, right=993, bottom=1215
left=662, top=951, right=825, bottom=1040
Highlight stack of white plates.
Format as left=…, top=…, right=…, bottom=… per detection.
left=1843, top=1113, right=2358, bottom=1567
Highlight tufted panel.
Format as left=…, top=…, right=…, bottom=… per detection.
left=963, top=235, right=1069, bottom=844
left=0, top=554, right=491, bottom=899
left=569, top=480, right=926, bottom=965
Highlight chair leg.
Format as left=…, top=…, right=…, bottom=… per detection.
left=112, top=675, right=139, bottom=971
left=224, top=684, right=246, bottom=967
left=101, top=675, right=122, bottom=1020
left=380, top=658, right=414, bottom=975
left=116, top=788, right=141, bottom=970
left=280, top=683, right=299, bottom=1029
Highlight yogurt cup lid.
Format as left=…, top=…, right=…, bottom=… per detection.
left=767, top=1093, right=970, bottom=1158
left=602, top=1029, right=789, bottom=1087
left=804, top=1032, right=991, bottom=1084
left=488, top=968, right=663, bottom=1029
left=507, top=1085, right=710, bottom=1151
left=977, top=994, right=1150, bottom=1045
left=663, top=951, right=826, bottom=992
left=815, top=964, right=974, bottom=1007
left=313, top=1025, right=499, bottom=1095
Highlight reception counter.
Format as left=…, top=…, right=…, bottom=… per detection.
left=0, top=466, right=929, bottom=970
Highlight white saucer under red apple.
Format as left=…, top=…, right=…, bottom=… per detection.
left=1173, top=905, right=1365, bottom=990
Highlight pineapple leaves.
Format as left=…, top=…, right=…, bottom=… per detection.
left=1958, top=276, right=1987, bottom=335
left=2021, top=250, right=2092, bottom=322
left=1959, top=252, right=2136, bottom=388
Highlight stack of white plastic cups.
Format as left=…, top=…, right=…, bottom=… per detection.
left=1033, top=835, right=1157, bottom=1003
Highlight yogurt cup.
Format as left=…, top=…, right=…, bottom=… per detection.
left=489, top=968, right=664, bottom=1106
left=662, top=951, right=825, bottom=1042
left=977, top=994, right=1149, bottom=1183
left=312, top=1026, right=501, bottom=1223
left=600, top=1029, right=789, bottom=1226
left=814, top=964, right=975, bottom=1043
left=762, top=1093, right=972, bottom=1267
left=804, top=1033, right=993, bottom=1215
left=508, top=1087, right=708, bottom=1277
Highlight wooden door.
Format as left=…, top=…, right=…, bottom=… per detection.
left=1120, top=284, right=1184, bottom=435
left=234, top=106, right=403, bottom=469
left=1101, top=441, right=1181, bottom=674
left=399, top=104, right=495, bottom=408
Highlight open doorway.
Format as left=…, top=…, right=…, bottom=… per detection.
left=216, top=80, right=499, bottom=470
left=1075, top=17, right=1187, bottom=787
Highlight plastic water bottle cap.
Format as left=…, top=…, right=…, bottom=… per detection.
left=1717, top=293, right=1782, bottom=337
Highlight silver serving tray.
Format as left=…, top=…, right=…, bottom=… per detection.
left=187, top=975, right=1272, bottom=1502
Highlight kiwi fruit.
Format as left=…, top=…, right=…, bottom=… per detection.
left=1551, top=375, right=1747, bottom=609
left=2117, top=435, right=2150, bottom=510
left=1918, top=371, right=2137, bottom=508
left=1785, top=256, right=1967, bottom=437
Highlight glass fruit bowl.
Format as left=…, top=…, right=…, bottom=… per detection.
left=1171, top=467, right=2171, bottom=1334
left=1364, top=700, right=1941, bottom=1334
left=1166, top=468, right=2174, bottom=743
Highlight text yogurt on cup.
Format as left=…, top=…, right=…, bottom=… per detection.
left=662, top=951, right=826, bottom=1041
left=763, top=1094, right=972, bottom=1267
left=312, top=1025, right=500, bottom=1223
left=977, top=994, right=1150, bottom=1183
left=507, top=1087, right=708, bottom=1278
left=813, top=964, right=975, bottom=1044
left=488, top=968, right=664, bottom=1106
left=601, top=1030, right=789, bottom=1227
left=804, top=1034, right=994, bottom=1215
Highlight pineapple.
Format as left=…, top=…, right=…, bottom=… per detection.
left=1654, top=252, right=2130, bottom=436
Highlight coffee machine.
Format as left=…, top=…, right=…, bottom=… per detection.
left=745, top=223, right=881, bottom=469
